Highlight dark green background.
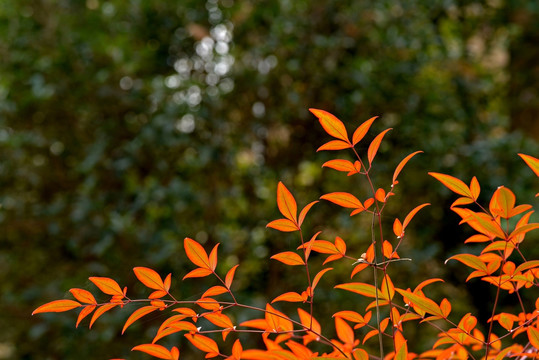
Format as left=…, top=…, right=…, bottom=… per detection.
left=1, top=0, right=538, bottom=359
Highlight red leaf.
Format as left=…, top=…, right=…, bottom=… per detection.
left=89, top=277, right=124, bottom=296
left=317, top=140, right=353, bottom=151
left=32, top=299, right=81, bottom=315
left=122, top=306, right=158, bottom=334
left=320, top=192, right=363, bottom=209
left=266, top=218, right=299, bottom=232
left=352, top=116, right=377, bottom=145
left=429, top=172, right=472, bottom=198
left=309, top=108, right=349, bottom=142
left=184, top=237, right=211, bottom=270
left=271, top=251, right=305, bottom=266
left=392, top=151, right=422, bottom=184
left=134, top=267, right=165, bottom=291
left=367, top=128, right=392, bottom=166
left=69, top=288, right=97, bottom=304
left=277, top=182, right=297, bottom=223
left=225, top=265, right=239, bottom=289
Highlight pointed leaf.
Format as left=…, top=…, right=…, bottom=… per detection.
left=75, top=305, right=96, bottom=328
left=392, top=151, right=422, bottom=184
left=183, top=268, right=213, bottom=279
left=89, top=277, right=124, bottom=296
left=203, top=312, right=234, bottom=329
left=445, top=253, right=487, bottom=272
left=266, top=219, right=299, bottom=232
left=317, top=140, right=353, bottom=151
left=298, top=201, right=318, bottom=227
left=184, top=237, right=212, bottom=270
left=352, top=116, right=378, bottom=145
left=335, top=317, right=355, bottom=345
left=185, top=333, right=220, bottom=357
left=209, top=244, right=219, bottom=271
left=402, top=203, right=430, bottom=230
left=132, top=344, right=176, bottom=360
left=335, top=282, right=383, bottom=299
left=310, top=108, right=349, bottom=142
left=272, top=292, right=305, bottom=303
left=395, top=289, right=443, bottom=317
left=90, top=303, right=117, bottom=328
left=429, top=172, right=472, bottom=197
left=69, top=289, right=97, bottom=304
left=277, top=182, right=297, bottom=222
left=519, top=153, right=539, bottom=176
left=271, top=251, right=305, bottom=266
left=367, top=128, right=392, bottom=166
left=312, top=268, right=333, bottom=291
left=322, top=159, right=358, bottom=174
left=202, top=286, right=229, bottom=298
left=32, top=300, right=81, bottom=315
left=527, top=326, right=539, bottom=350
left=225, top=265, right=239, bottom=289
left=470, top=176, right=480, bottom=200
left=134, top=267, right=165, bottom=291
left=122, top=306, right=158, bottom=334
left=320, top=192, right=363, bottom=209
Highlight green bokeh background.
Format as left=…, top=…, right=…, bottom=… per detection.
left=1, top=0, right=538, bottom=359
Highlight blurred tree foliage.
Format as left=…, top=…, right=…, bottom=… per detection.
left=1, top=0, right=538, bottom=359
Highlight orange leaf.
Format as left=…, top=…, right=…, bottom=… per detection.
left=185, top=333, right=220, bottom=357
left=272, top=292, right=305, bottom=303
left=352, top=116, right=377, bottom=146
left=464, top=212, right=505, bottom=239
left=265, top=303, right=293, bottom=332
left=445, top=254, right=487, bottom=272
left=122, top=306, right=158, bottom=334
left=317, top=139, right=353, bottom=151
left=183, top=268, right=213, bottom=280
left=320, top=192, right=363, bottom=209
left=277, top=182, right=297, bottom=223
left=164, top=274, right=171, bottom=291
left=209, top=244, right=219, bottom=271
left=297, top=308, right=321, bottom=344
left=470, top=176, right=480, bottom=200
left=271, top=251, right=305, bottom=266
left=519, top=153, right=539, bottom=176
left=225, top=265, right=239, bottom=289
left=381, top=274, right=395, bottom=300
left=402, top=203, right=430, bottom=230
left=132, top=344, right=178, bottom=360
left=393, top=218, right=403, bottom=237
left=134, top=267, right=165, bottom=291
left=312, top=268, right=333, bottom=291
left=232, top=339, right=243, bottom=360
left=529, top=326, right=539, bottom=350
left=490, top=186, right=515, bottom=219
left=335, top=317, right=355, bottom=345
left=266, top=219, right=299, bottom=232
left=89, top=277, right=124, bottom=296
left=322, top=159, right=359, bottom=175
left=75, top=305, right=95, bottom=328
left=32, top=299, right=81, bottom=315
left=203, top=312, right=234, bottom=329
left=196, top=297, right=221, bottom=311
left=297, top=201, right=318, bottom=228
left=184, top=237, right=211, bottom=270
left=353, top=349, right=369, bottom=360
left=69, top=288, right=97, bottom=304
left=310, top=108, right=349, bottom=142
left=90, top=303, right=118, bottom=328
left=367, top=128, right=392, bottom=166
left=335, top=282, right=383, bottom=299
left=375, top=188, right=386, bottom=202
left=395, top=289, right=443, bottom=318
left=202, top=286, right=229, bottom=298
left=429, top=172, right=472, bottom=198
left=392, top=151, right=422, bottom=184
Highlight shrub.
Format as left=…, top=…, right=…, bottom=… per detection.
left=33, top=109, right=539, bottom=359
